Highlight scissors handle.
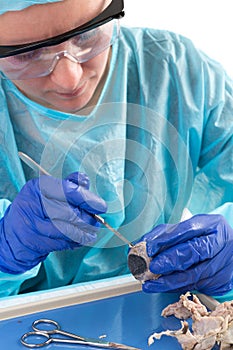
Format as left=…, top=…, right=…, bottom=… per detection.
left=32, top=318, right=85, bottom=340
left=21, top=331, right=51, bottom=348
left=32, top=319, right=60, bottom=333
left=21, top=330, right=107, bottom=348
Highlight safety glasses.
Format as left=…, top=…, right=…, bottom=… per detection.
left=0, top=0, right=124, bottom=79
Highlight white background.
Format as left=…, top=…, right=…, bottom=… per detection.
left=122, top=0, right=233, bottom=78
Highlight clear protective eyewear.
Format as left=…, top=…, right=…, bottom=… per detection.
left=0, top=0, right=124, bottom=80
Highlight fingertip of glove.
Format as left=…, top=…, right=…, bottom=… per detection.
left=66, top=172, right=90, bottom=189
left=94, top=199, right=108, bottom=214
left=79, top=192, right=108, bottom=214
left=142, top=281, right=158, bottom=293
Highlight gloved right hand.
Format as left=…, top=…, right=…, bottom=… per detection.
left=0, top=172, right=107, bottom=274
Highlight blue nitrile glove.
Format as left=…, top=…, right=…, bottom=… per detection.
left=0, top=172, right=107, bottom=274
left=140, top=214, right=233, bottom=296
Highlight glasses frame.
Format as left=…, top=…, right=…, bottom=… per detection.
left=0, top=0, right=124, bottom=58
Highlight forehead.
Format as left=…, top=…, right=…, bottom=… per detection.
left=0, top=0, right=109, bottom=45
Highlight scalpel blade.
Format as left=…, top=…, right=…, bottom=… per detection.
left=93, top=214, right=134, bottom=248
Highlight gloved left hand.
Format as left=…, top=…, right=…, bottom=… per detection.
left=140, top=214, right=233, bottom=296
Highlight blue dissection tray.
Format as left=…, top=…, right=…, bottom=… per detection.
left=0, top=291, right=184, bottom=349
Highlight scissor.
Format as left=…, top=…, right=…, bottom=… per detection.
left=21, top=318, right=140, bottom=349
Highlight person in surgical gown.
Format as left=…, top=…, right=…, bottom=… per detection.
left=0, top=0, right=232, bottom=302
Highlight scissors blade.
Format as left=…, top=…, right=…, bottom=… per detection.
left=69, top=338, right=141, bottom=350
left=107, top=341, right=141, bottom=350
left=18, top=151, right=134, bottom=247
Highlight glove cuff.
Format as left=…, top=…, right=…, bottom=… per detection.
left=0, top=215, right=47, bottom=274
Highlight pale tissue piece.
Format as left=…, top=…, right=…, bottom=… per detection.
left=161, top=292, right=209, bottom=319
left=148, top=292, right=233, bottom=350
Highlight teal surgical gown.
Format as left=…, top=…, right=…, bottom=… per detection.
left=1, top=26, right=233, bottom=299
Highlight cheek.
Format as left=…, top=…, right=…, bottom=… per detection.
left=12, top=79, right=44, bottom=96
left=85, top=48, right=110, bottom=75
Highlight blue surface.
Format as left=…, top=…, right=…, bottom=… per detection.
left=0, top=291, right=184, bottom=349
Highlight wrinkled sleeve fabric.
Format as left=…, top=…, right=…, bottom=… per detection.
left=0, top=199, right=40, bottom=297
left=186, top=49, right=233, bottom=214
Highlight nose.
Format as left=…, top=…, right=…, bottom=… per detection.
left=49, top=54, right=83, bottom=91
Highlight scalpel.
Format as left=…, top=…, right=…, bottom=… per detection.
left=18, top=152, right=133, bottom=248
